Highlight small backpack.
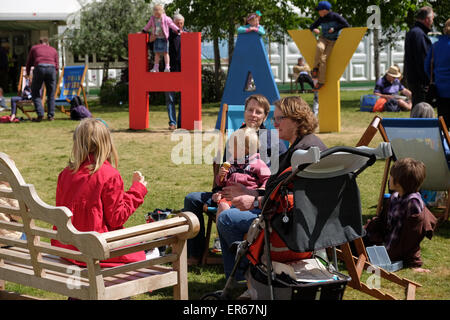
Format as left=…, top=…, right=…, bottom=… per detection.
left=70, top=96, right=92, bottom=120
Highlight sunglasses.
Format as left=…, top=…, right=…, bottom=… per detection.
left=271, top=116, right=287, bottom=124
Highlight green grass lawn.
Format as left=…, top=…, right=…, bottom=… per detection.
left=0, top=90, right=448, bottom=300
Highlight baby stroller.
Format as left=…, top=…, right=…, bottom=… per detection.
left=201, top=143, right=392, bottom=300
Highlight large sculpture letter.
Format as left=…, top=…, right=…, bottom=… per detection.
left=128, top=32, right=202, bottom=130
left=288, top=27, right=367, bottom=132
left=215, top=32, right=280, bottom=129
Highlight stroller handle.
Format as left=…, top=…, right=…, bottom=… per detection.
left=318, top=142, right=392, bottom=161
left=289, top=142, right=391, bottom=181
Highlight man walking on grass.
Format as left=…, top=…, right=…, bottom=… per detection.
left=26, top=37, right=58, bottom=122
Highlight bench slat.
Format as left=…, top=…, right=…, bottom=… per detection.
left=108, top=236, right=177, bottom=259
left=106, top=225, right=189, bottom=250
left=0, top=263, right=91, bottom=299
left=35, top=242, right=87, bottom=262
left=101, top=253, right=178, bottom=278
left=0, top=248, right=31, bottom=265
left=101, top=216, right=188, bottom=242
left=0, top=237, right=28, bottom=249
left=0, top=219, right=24, bottom=233
left=31, top=226, right=58, bottom=239
left=103, top=271, right=178, bottom=300
left=0, top=189, right=15, bottom=199
left=0, top=203, right=21, bottom=215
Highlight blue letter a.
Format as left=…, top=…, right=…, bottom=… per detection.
left=215, top=32, right=280, bottom=129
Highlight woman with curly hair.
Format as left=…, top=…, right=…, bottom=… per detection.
left=216, top=96, right=327, bottom=290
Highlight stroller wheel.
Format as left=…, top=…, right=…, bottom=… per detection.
left=200, top=291, right=224, bottom=300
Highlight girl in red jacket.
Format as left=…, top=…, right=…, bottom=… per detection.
left=51, top=118, right=148, bottom=267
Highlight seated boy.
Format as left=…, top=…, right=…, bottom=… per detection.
left=309, top=1, right=349, bottom=91
left=364, top=158, right=437, bottom=272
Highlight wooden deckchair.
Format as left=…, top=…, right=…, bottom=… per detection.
left=54, top=65, right=89, bottom=116
left=335, top=116, right=423, bottom=300
left=376, top=116, right=450, bottom=221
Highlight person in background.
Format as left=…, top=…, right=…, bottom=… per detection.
left=165, top=13, right=185, bottom=130
left=404, top=6, right=434, bottom=106
left=9, top=77, right=32, bottom=122
left=410, top=102, right=435, bottom=118
left=0, top=87, right=7, bottom=111
left=25, top=37, right=58, bottom=122
left=424, top=18, right=450, bottom=126
left=309, top=1, right=349, bottom=91
left=293, top=57, right=315, bottom=92
left=142, top=4, right=180, bottom=73
left=237, top=11, right=265, bottom=36
left=373, top=65, right=412, bottom=111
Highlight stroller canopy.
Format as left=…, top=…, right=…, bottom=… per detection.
left=271, top=144, right=391, bottom=253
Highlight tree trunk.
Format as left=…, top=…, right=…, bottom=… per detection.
left=102, top=60, right=110, bottom=82
left=213, top=37, right=221, bottom=100
left=228, top=31, right=235, bottom=67
left=373, top=29, right=380, bottom=81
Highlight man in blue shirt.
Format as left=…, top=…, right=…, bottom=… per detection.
left=374, top=66, right=412, bottom=111
left=309, top=1, right=349, bottom=91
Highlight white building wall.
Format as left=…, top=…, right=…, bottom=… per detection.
left=268, top=32, right=406, bottom=84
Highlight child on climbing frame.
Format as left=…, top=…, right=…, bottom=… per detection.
left=309, top=1, right=349, bottom=91
left=237, top=11, right=266, bottom=36
left=142, top=3, right=181, bottom=72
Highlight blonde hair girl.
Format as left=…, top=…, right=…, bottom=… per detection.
left=69, top=118, right=119, bottom=174
left=51, top=118, right=149, bottom=267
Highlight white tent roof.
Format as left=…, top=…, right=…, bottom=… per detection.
left=0, top=0, right=82, bottom=21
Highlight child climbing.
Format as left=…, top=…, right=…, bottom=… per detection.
left=237, top=11, right=266, bottom=36
left=309, top=1, right=349, bottom=91
left=142, top=3, right=180, bottom=72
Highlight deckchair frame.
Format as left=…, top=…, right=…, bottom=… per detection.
left=376, top=116, right=450, bottom=221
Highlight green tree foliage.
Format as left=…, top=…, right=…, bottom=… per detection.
left=165, top=0, right=310, bottom=99
left=61, top=0, right=152, bottom=80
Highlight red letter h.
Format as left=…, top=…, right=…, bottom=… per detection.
left=128, top=33, right=202, bottom=130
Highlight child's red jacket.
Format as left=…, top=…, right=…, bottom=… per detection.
left=51, top=157, right=148, bottom=267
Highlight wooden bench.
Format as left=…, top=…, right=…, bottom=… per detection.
left=0, top=152, right=200, bottom=300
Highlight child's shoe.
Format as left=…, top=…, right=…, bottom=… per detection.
left=150, top=64, right=159, bottom=72
left=313, top=82, right=324, bottom=91
left=212, top=237, right=221, bottom=253
left=164, top=66, right=170, bottom=72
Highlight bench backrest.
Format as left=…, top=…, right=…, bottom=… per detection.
left=0, top=152, right=200, bottom=299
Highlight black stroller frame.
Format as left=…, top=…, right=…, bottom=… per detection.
left=201, top=144, right=390, bottom=300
